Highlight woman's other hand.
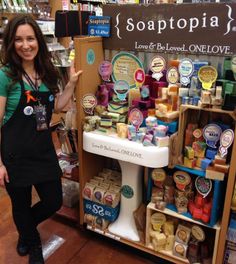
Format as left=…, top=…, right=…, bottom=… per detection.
left=68, top=60, right=83, bottom=86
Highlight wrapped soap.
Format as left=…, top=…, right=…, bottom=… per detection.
left=173, top=241, right=188, bottom=258
left=116, top=123, right=128, bottom=138
left=145, top=116, right=158, bottom=130
left=95, top=216, right=109, bottom=230
left=165, top=235, right=175, bottom=251
left=93, top=186, right=106, bottom=204
left=153, top=125, right=168, bottom=137
left=154, top=136, right=169, bottom=147
left=127, top=125, right=137, bottom=141
left=175, top=224, right=191, bottom=245
left=163, top=221, right=175, bottom=236
left=83, top=182, right=96, bottom=200
left=153, top=233, right=167, bottom=246
left=143, top=133, right=154, bottom=146
left=84, top=214, right=95, bottom=226
left=104, top=190, right=120, bottom=208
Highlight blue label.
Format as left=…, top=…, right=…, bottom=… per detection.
left=88, top=16, right=111, bottom=37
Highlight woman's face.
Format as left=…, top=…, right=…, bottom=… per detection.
left=14, top=24, right=39, bottom=64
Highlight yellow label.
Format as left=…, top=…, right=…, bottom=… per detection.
left=198, top=66, right=217, bottom=90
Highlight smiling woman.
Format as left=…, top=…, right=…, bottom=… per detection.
left=0, top=14, right=82, bottom=264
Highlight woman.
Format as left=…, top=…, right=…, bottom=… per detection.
left=0, top=14, right=82, bottom=264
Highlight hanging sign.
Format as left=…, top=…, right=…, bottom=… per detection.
left=103, top=3, right=236, bottom=56
left=111, top=52, right=144, bottom=89
left=88, top=16, right=111, bottom=37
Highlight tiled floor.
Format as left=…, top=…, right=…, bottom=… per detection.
left=0, top=188, right=171, bottom=264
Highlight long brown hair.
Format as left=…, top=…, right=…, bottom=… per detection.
left=0, top=14, right=61, bottom=95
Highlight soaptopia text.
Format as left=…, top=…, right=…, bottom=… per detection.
left=103, top=3, right=236, bottom=55
left=126, top=13, right=220, bottom=34
left=134, top=42, right=232, bottom=55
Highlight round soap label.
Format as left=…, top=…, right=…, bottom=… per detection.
left=87, top=48, right=95, bottom=65
left=151, top=168, right=166, bottom=182
left=150, top=55, right=166, bottom=73
left=111, top=52, right=144, bottom=89
left=173, top=171, right=191, bottom=191
left=98, top=60, right=112, bottom=81
left=191, top=225, right=205, bottom=242
left=134, top=68, right=145, bottom=87
left=193, top=128, right=203, bottom=139
left=121, top=185, right=134, bottom=199
left=203, top=124, right=222, bottom=148
left=151, top=212, right=166, bottom=225
left=166, top=67, right=179, bottom=84
left=81, top=94, right=97, bottom=115
left=179, top=58, right=193, bottom=86
left=128, top=108, right=143, bottom=131
left=114, top=80, right=130, bottom=101
left=198, top=66, right=218, bottom=90
left=178, top=58, right=194, bottom=77
left=219, top=129, right=234, bottom=158
left=195, top=176, right=212, bottom=198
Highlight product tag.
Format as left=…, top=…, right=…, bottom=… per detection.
left=134, top=68, right=145, bottom=88
left=98, top=60, right=112, bottom=81
left=219, top=129, right=234, bottom=158
left=81, top=94, right=97, bottom=115
left=114, top=80, right=129, bottom=101
left=195, top=176, right=212, bottom=198
left=191, top=225, right=205, bottom=242
left=203, top=124, right=222, bottom=148
left=34, top=104, right=48, bottom=131
left=173, top=171, right=191, bottom=191
left=198, top=66, right=217, bottom=90
left=150, top=55, right=166, bottom=81
left=128, top=108, right=143, bottom=131
left=178, top=58, right=194, bottom=86
left=166, top=66, right=179, bottom=84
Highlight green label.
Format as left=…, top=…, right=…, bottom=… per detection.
left=121, top=185, right=134, bottom=199
left=87, top=49, right=95, bottom=65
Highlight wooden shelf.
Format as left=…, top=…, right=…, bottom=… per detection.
left=180, top=105, right=236, bottom=120
left=147, top=202, right=220, bottom=230
left=86, top=225, right=188, bottom=264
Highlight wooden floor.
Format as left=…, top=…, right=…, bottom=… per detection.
left=0, top=188, right=171, bottom=264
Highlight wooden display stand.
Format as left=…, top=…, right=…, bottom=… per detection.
left=74, top=36, right=107, bottom=224
left=73, top=37, right=236, bottom=263
left=176, top=105, right=236, bottom=264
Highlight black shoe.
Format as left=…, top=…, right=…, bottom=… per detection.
left=17, top=237, right=29, bottom=256
left=29, top=245, right=44, bottom=264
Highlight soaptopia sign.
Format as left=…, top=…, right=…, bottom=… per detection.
left=103, top=3, right=236, bottom=56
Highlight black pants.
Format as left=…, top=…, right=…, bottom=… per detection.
left=5, top=179, right=62, bottom=245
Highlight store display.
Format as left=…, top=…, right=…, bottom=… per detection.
left=72, top=1, right=236, bottom=261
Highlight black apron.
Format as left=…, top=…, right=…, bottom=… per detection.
left=1, top=80, right=62, bottom=186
